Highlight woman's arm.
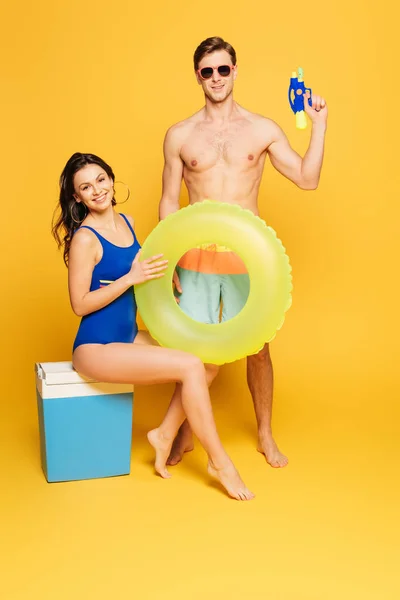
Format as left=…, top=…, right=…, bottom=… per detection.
left=68, top=229, right=167, bottom=317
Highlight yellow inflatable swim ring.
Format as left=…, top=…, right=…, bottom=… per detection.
left=135, top=201, right=292, bottom=365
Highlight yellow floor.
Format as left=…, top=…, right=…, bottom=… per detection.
left=1, top=363, right=398, bottom=600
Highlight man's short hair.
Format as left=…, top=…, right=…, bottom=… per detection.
left=193, top=37, right=237, bottom=71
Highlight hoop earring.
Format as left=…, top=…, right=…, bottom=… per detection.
left=114, top=181, right=130, bottom=204
left=70, top=202, right=87, bottom=224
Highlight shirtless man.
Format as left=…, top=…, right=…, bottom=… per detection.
left=159, top=37, right=328, bottom=468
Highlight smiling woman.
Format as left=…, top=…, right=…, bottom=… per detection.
left=52, top=152, right=118, bottom=266
left=50, top=152, right=255, bottom=501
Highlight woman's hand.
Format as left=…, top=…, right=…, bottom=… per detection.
left=128, top=250, right=168, bottom=285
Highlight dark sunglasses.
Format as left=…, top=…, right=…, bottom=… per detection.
left=197, top=65, right=235, bottom=80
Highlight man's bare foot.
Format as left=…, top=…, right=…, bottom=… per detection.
left=207, top=461, right=255, bottom=501
left=257, top=434, right=288, bottom=468
left=166, top=427, right=194, bottom=466
left=147, top=428, right=173, bottom=479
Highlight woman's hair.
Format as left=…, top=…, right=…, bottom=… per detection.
left=52, top=152, right=116, bottom=265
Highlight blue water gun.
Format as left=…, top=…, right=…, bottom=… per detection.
left=288, top=67, right=312, bottom=129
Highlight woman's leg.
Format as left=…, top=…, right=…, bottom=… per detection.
left=134, top=332, right=217, bottom=469
left=73, top=342, right=254, bottom=500
left=167, top=364, right=220, bottom=466
left=134, top=332, right=216, bottom=466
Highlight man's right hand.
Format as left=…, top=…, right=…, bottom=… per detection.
left=173, top=269, right=182, bottom=303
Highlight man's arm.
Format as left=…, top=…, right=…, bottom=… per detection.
left=159, top=126, right=184, bottom=220
left=266, top=92, right=328, bottom=190
left=158, top=125, right=185, bottom=295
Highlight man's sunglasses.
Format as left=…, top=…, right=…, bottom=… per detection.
left=197, top=65, right=235, bottom=80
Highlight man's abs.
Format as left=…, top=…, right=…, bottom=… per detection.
left=183, top=165, right=264, bottom=214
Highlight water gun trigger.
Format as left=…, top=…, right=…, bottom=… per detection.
left=305, top=87, right=313, bottom=107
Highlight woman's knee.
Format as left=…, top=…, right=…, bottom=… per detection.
left=180, top=354, right=206, bottom=381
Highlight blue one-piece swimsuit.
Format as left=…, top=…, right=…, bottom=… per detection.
left=73, top=213, right=141, bottom=351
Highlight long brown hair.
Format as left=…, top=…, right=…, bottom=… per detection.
left=52, top=152, right=116, bottom=266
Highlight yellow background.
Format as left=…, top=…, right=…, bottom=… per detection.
left=1, top=0, right=399, bottom=598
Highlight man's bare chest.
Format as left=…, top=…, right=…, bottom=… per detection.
left=181, top=125, right=264, bottom=171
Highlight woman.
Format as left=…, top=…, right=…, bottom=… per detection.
left=52, top=152, right=254, bottom=501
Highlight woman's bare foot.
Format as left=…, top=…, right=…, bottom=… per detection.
left=166, top=423, right=194, bottom=466
left=147, top=428, right=173, bottom=479
left=257, top=433, right=288, bottom=468
left=207, top=460, right=255, bottom=501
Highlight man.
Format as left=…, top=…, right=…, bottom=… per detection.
left=159, top=37, right=328, bottom=468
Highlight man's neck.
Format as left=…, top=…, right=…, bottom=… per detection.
left=203, top=94, right=238, bottom=122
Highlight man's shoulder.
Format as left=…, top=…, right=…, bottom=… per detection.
left=240, top=106, right=278, bottom=129
left=238, top=106, right=284, bottom=144
left=165, top=110, right=202, bottom=139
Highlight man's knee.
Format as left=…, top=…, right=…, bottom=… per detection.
left=247, top=343, right=271, bottom=365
